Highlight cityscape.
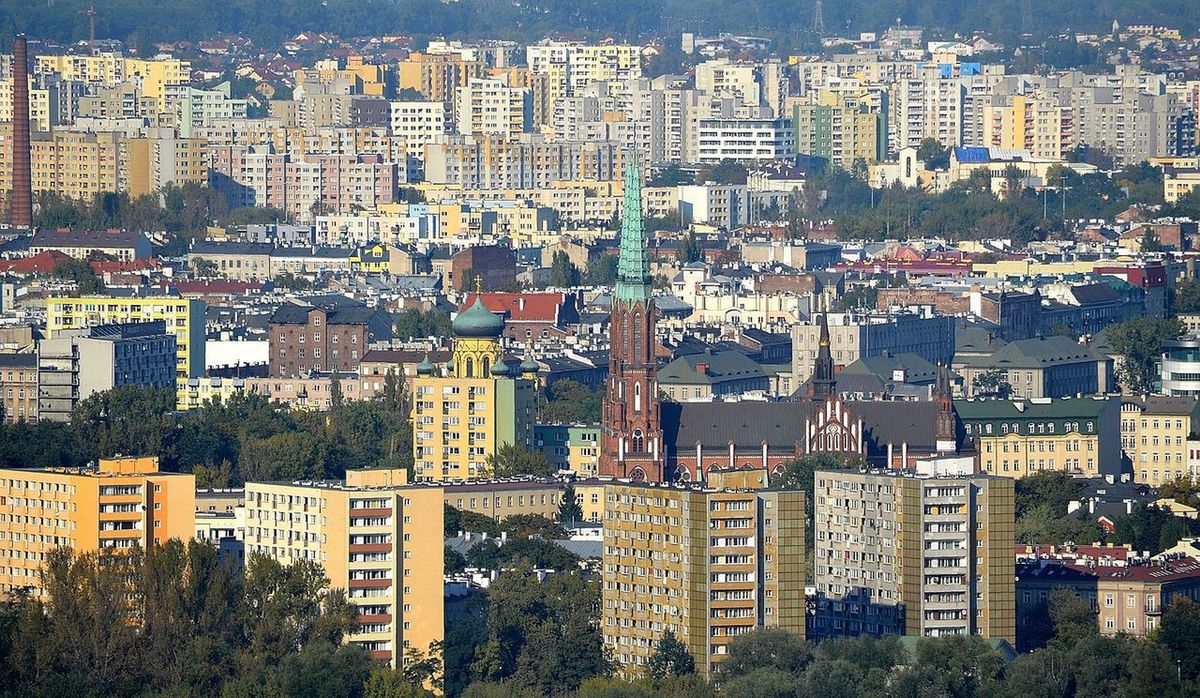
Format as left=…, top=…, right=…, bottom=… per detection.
left=3, top=2, right=1200, bottom=696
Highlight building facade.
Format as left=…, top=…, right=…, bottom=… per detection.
left=0, top=456, right=195, bottom=598
left=812, top=459, right=1015, bottom=644
left=244, top=470, right=443, bottom=669
left=45, top=296, right=206, bottom=377
left=602, top=482, right=805, bottom=676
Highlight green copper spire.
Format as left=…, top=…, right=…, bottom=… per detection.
left=615, top=149, right=651, bottom=305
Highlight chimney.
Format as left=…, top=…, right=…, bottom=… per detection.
left=11, top=35, right=32, bottom=229
left=696, top=362, right=710, bottom=375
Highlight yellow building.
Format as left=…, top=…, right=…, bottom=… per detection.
left=124, top=134, right=207, bottom=198
left=983, top=96, right=1075, bottom=160
left=534, top=424, right=600, bottom=476
left=1164, top=168, right=1200, bottom=203
left=411, top=297, right=537, bottom=480
left=0, top=456, right=195, bottom=598
left=36, top=54, right=189, bottom=108
left=46, top=296, right=206, bottom=377
left=1120, top=396, right=1200, bottom=485
left=244, top=469, right=443, bottom=669
left=397, top=53, right=485, bottom=104
left=602, top=482, right=805, bottom=677
left=956, top=398, right=1122, bottom=479
left=443, top=479, right=564, bottom=521
left=30, top=130, right=123, bottom=202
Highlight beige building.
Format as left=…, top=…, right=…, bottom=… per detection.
left=244, top=469, right=443, bottom=669
left=1120, top=396, right=1200, bottom=485
left=454, top=78, right=532, bottom=138
left=442, top=479, right=564, bottom=521
left=602, top=482, right=805, bottom=677
left=813, top=458, right=1015, bottom=644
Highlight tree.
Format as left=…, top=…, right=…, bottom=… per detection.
left=716, top=628, right=811, bottom=683
left=274, top=272, right=314, bottom=292
left=677, top=232, right=701, bottom=264
left=1107, top=316, right=1184, bottom=394
left=557, top=484, right=584, bottom=525
left=1174, top=278, right=1200, bottom=313
left=541, top=380, right=603, bottom=424
left=329, top=371, right=344, bottom=410
left=648, top=164, right=694, bottom=187
left=915, top=138, right=950, bottom=170
left=972, top=367, right=1013, bottom=398
left=52, top=256, right=105, bottom=294
left=585, top=254, right=619, bottom=286
left=394, top=308, right=452, bottom=341
left=549, top=251, right=581, bottom=288
left=192, top=258, right=219, bottom=277
left=1161, top=596, right=1200, bottom=681
left=485, top=444, right=553, bottom=478
left=645, top=631, right=695, bottom=682
left=1140, top=229, right=1163, bottom=252
left=840, top=284, right=877, bottom=310
left=364, top=667, right=434, bottom=697
left=500, top=514, right=569, bottom=540
left=694, top=159, right=747, bottom=185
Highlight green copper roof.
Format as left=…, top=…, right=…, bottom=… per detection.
left=614, top=150, right=651, bottom=306
left=453, top=296, right=505, bottom=338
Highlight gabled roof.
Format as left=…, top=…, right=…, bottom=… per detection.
left=658, top=351, right=767, bottom=386
left=31, top=229, right=146, bottom=249
left=459, top=292, right=568, bottom=324
left=964, top=335, right=1102, bottom=369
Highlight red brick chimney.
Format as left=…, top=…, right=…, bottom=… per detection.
left=11, top=35, right=32, bottom=229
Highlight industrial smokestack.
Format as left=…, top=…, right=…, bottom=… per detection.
left=11, top=35, right=32, bottom=230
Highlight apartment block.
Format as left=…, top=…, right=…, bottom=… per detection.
left=396, top=53, right=486, bottom=106
left=45, top=296, right=206, bottom=378
left=812, top=459, right=1015, bottom=643
left=534, top=424, right=601, bottom=477
left=791, top=310, right=955, bottom=383
left=1119, top=396, right=1200, bottom=486
left=526, top=42, right=641, bottom=110
left=244, top=470, right=443, bottom=668
left=411, top=299, right=537, bottom=480
left=389, top=100, right=447, bottom=161
left=602, top=482, right=805, bottom=677
left=696, top=118, right=794, bottom=163
left=956, top=397, right=1122, bottom=478
left=37, top=321, right=177, bottom=422
left=454, top=78, right=532, bottom=138
left=793, top=89, right=886, bottom=169
left=423, top=134, right=623, bottom=190
left=0, top=353, right=37, bottom=423
left=0, top=456, right=195, bottom=597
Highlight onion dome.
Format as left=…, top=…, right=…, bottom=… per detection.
left=416, top=354, right=435, bottom=376
left=519, top=356, right=540, bottom=375
left=491, top=358, right=511, bottom=377
left=452, top=297, right=504, bottom=338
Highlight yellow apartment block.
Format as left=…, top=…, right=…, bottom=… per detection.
left=443, top=480, right=564, bottom=521
left=244, top=471, right=443, bottom=669
left=0, top=456, right=195, bottom=598
left=36, top=55, right=189, bottom=107
left=602, top=482, right=805, bottom=677
left=1120, top=396, right=1200, bottom=486
left=30, top=130, right=123, bottom=202
left=46, top=296, right=206, bottom=378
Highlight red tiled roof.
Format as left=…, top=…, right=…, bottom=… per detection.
left=91, top=258, right=161, bottom=274
left=0, top=250, right=71, bottom=274
left=459, top=292, right=565, bottom=323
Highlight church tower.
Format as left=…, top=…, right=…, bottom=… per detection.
left=935, top=363, right=958, bottom=454
left=599, top=151, right=664, bottom=482
left=809, top=312, right=836, bottom=401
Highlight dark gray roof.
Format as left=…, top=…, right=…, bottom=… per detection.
left=659, top=351, right=767, bottom=386
left=1070, top=283, right=1120, bottom=305
left=0, top=353, right=36, bottom=368
left=270, top=299, right=378, bottom=326
left=663, top=399, right=943, bottom=454
left=962, top=335, right=1102, bottom=369
left=841, top=352, right=938, bottom=384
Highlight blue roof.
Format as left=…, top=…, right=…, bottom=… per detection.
left=954, top=147, right=990, bottom=163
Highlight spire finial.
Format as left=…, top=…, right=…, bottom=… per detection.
left=474, top=274, right=483, bottom=295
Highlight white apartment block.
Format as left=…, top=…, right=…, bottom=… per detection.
left=389, top=100, right=447, bottom=161
left=696, top=117, right=794, bottom=163
left=454, top=78, right=532, bottom=138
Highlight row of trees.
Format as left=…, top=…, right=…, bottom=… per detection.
left=0, top=381, right=413, bottom=487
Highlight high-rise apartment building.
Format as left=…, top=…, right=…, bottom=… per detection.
left=793, top=89, right=886, bottom=169
left=812, top=458, right=1015, bottom=644
left=37, top=320, right=177, bottom=422
left=244, top=469, right=443, bottom=668
left=45, top=295, right=206, bottom=378
left=602, top=482, right=806, bottom=677
left=0, top=456, right=195, bottom=597
left=454, top=78, right=532, bottom=138
left=411, top=299, right=537, bottom=480
left=526, top=42, right=641, bottom=111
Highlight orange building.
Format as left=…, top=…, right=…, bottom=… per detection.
left=0, top=456, right=195, bottom=597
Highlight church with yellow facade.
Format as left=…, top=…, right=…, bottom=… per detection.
left=411, top=296, right=537, bottom=480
